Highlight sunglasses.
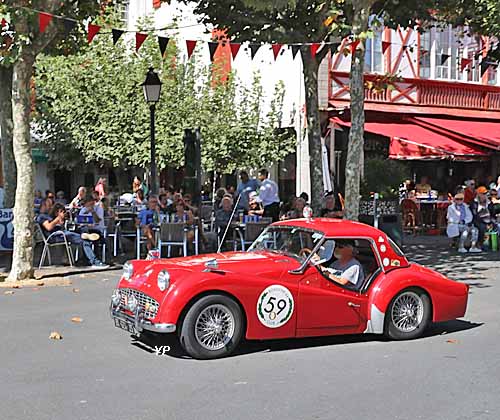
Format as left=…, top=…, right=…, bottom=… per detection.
left=455, top=198, right=464, bottom=201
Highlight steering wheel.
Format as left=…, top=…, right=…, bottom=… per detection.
left=299, top=247, right=313, bottom=258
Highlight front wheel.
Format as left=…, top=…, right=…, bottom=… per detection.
left=179, top=295, right=244, bottom=359
left=385, top=288, right=431, bottom=340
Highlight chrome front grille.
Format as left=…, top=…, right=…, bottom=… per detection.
left=119, top=288, right=159, bottom=319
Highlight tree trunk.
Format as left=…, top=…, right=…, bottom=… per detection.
left=301, top=51, right=323, bottom=214
left=0, top=65, right=17, bottom=208
left=344, top=2, right=371, bottom=221
left=7, top=52, right=36, bottom=281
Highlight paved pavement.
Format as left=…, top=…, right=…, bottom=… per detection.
left=0, top=242, right=499, bottom=420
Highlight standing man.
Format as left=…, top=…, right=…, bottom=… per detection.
left=257, top=168, right=280, bottom=221
left=235, top=171, right=260, bottom=211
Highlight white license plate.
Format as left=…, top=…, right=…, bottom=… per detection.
left=114, top=317, right=136, bottom=334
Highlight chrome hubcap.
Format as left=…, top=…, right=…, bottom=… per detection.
left=391, top=292, right=424, bottom=333
left=195, top=304, right=235, bottom=351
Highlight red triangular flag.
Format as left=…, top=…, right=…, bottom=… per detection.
left=460, top=57, right=472, bottom=72
left=382, top=41, right=391, bottom=54
left=87, top=24, right=101, bottom=44
left=1, top=18, right=8, bottom=28
left=135, top=32, right=148, bottom=52
left=39, top=12, right=53, bottom=34
left=310, top=43, right=320, bottom=59
left=230, top=43, right=241, bottom=60
left=271, top=44, right=283, bottom=60
left=186, top=40, right=197, bottom=59
left=350, top=40, right=360, bottom=55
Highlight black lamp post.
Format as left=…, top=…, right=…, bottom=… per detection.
left=141, top=67, right=162, bottom=195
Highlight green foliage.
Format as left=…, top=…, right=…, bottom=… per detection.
left=35, top=34, right=292, bottom=174
left=360, top=157, right=410, bottom=199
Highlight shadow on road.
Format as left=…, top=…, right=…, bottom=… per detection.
left=130, top=319, right=482, bottom=360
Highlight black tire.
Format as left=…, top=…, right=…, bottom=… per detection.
left=384, top=287, right=431, bottom=340
left=179, top=294, right=244, bottom=359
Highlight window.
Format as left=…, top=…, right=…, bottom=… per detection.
left=365, top=19, right=383, bottom=74
left=487, top=66, right=498, bottom=85
left=419, top=31, right=432, bottom=79
left=116, top=0, right=129, bottom=25
left=435, top=26, right=460, bottom=80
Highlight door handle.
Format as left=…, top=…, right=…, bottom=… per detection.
left=348, top=302, right=360, bottom=308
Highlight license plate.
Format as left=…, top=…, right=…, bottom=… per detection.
left=114, top=317, right=136, bottom=334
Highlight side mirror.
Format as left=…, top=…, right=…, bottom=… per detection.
left=203, top=258, right=218, bottom=272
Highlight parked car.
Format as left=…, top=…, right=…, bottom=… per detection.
left=110, top=218, right=469, bottom=359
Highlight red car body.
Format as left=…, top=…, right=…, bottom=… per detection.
left=110, top=219, right=468, bottom=352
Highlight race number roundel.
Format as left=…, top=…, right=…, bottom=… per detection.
left=257, top=285, right=294, bottom=328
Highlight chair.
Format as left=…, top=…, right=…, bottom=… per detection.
left=158, top=223, right=188, bottom=257
left=37, top=224, right=77, bottom=269
left=105, top=217, right=120, bottom=258
left=237, top=221, right=271, bottom=251
left=200, top=205, right=214, bottom=231
left=401, top=199, right=421, bottom=235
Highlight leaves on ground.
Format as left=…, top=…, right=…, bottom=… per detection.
left=72, top=288, right=80, bottom=293
left=446, top=339, right=459, bottom=344
left=4, top=291, right=14, bottom=295
left=71, top=317, right=83, bottom=323
left=49, top=331, right=63, bottom=340
left=12, top=284, right=22, bottom=289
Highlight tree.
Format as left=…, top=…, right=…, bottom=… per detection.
left=2, top=1, right=114, bottom=281
left=35, top=33, right=292, bottom=177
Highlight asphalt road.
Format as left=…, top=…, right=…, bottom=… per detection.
left=1, top=245, right=499, bottom=420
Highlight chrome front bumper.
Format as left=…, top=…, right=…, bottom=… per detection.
left=110, top=301, right=176, bottom=334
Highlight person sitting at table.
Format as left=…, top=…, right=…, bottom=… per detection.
left=470, top=186, right=492, bottom=250
left=172, top=199, right=195, bottom=249
left=158, top=193, right=170, bottom=215
left=415, top=176, right=432, bottom=195
left=282, top=197, right=306, bottom=219
left=133, top=188, right=146, bottom=210
left=38, top=202, right=107, bottom=268
left=247, top=192, right=264, bottom=217
left=320, top=193, right=344, bottom=219
left=183, top=193, right=198, bottom=217
left=55, top=190, right=67, bottom=205
left=463, top=179, right=476, bottom=205
left=78, top=196, right=105, bottom=235
left=34, top=190, right=43, bottom=210
left=446, top=192, right=481, bottom=253
left=70, top=186, right=87, bottom=209
left=215, top=196, right=236, bottom=238
left=136, top=195, right=161, bottom=251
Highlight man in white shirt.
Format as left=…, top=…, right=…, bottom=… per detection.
left=318, top=240, right=364, bottom=289
left=257, top=168, right=280, bottom=221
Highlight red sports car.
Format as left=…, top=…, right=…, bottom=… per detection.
left=110, top=218, right=469, bottom=359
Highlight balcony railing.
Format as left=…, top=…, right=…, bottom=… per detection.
left=330, top=71, right=500, bottom=112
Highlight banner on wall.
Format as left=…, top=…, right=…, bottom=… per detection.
left=0, top=209, right=14, bottom=251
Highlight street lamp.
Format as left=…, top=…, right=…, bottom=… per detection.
left=141, top=67, right=162, bottom=195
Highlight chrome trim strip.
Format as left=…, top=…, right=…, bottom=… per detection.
left=110, top=302, right=176, bottom=333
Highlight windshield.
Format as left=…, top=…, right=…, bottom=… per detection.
left=248, top=226, right=324, bottom=263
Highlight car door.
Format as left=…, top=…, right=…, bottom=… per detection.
left=295, top=265, right=368, bottom=337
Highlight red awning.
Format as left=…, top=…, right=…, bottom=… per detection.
left=331, top=117, right=489, bottom=161
left=410, top=117, right=500, bottom=150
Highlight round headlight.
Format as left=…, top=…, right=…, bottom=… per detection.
left=157, top=270, right=170, bottom=292
left=122, top=261, right=134, bottom=281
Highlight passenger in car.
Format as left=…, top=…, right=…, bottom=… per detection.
left=317, top=240, right=365, bottom=289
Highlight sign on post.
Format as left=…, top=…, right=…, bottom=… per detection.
left=0, top=209, right=14, bottom=251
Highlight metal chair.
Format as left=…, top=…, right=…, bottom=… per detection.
left=37, top=224, right=76, bottom=268
left=237, top=221, right=271, bottom=251
left=105, top=217, right=120, bottom=258
left=158, top=223, right=188, bottom=257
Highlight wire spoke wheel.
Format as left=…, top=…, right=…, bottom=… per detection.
left=194, top=304, right=235, bottom=351
left=390, top=291, right=424, bottom=333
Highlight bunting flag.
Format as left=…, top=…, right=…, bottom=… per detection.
left=186, top=40, right=197, bottom=58
left=440, top=53, right=450, bottom=65
left=480, top=59, right=491, bottom=77
left=382, top=41, right=391, bottom=54
left=291, top=45, right=301, bottom=59
left=135, top=32, right=148, bottom=52
left=271, top=44, right=283, bottom=60
left=87, top=24, right=101, bottom=44
left=1, top=18, right=7, bottom=28
left=349, top=39, right=360, bottom=55
left=310, top=43, right=320, bottom=59
left=230, top=43, right=241, bottom=60
left=158, top=36, right=169, bottom=57
left=208, top=42, right=218, bottom=62
left=420, top=49, right=429, bottom=56
left=460, top=57, right=472, bottom=71
left=249, top=44, right=261, bottom=59
left=112, top=29, right=124, bottom=45
left=330, top=42, right=341, bottom=55
left=39, top=12, right=53, bottom=33
left=63, top=19, right=77, bottom=35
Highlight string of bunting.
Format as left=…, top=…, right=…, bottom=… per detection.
left=2, top=6, right=498, bottom=75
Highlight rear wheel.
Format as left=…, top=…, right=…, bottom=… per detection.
left=385, top=288, right=431, bottom=340
left=179, top=295, right=243, bottom=359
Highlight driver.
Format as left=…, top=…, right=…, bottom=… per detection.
left=317, top=240, right=364, bottom=289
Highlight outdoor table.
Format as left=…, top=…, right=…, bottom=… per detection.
left=414, top=199, right=450, bottom=230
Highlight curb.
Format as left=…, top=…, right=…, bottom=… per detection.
left=34, top=265, right=123, bottom=280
